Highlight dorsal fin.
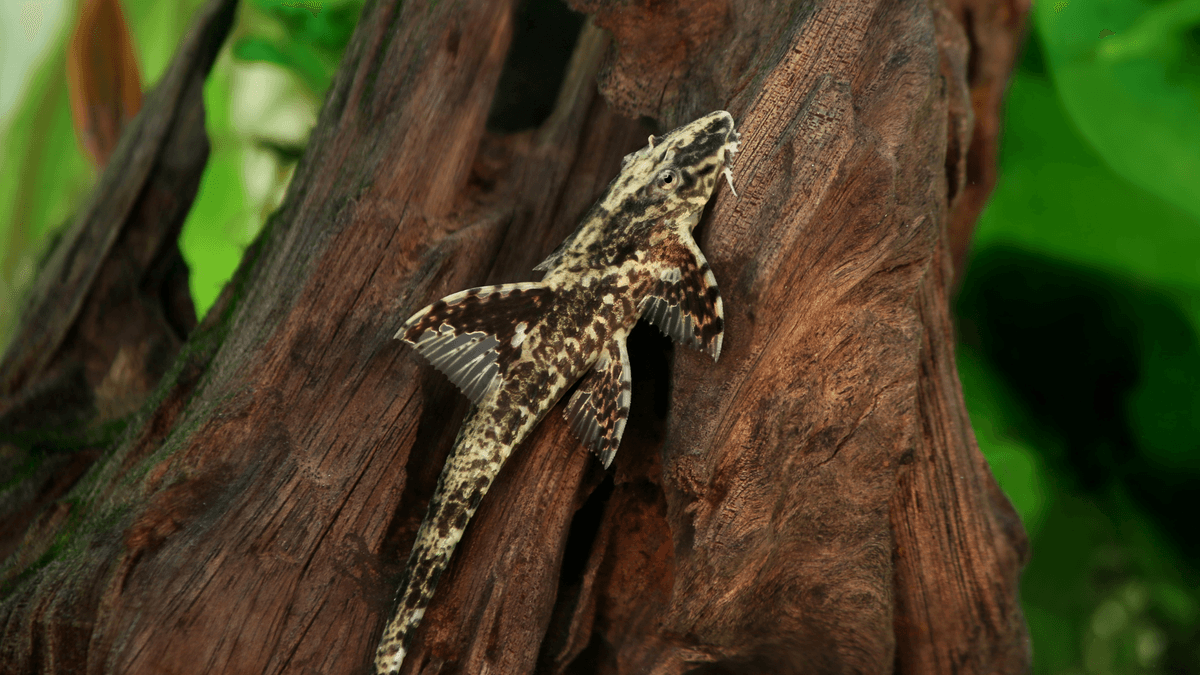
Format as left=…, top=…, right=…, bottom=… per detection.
left=640, top=233, right=724, bottom=361
left=398, top=283, right=551, bottom=401
left=564, top=338, right=631, bottom=468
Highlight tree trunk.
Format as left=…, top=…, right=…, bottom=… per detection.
left=0, top=0, right=1032, bottom=673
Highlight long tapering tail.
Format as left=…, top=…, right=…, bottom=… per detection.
left=374, top=411, right=514, bottom=674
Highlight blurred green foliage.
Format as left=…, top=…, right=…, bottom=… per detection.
left=0, top=1, right=1197, bottom=672
left=230, top=0, right=362, bottom=94
left=0, top=0, right=214, bottom=348
left=181, top=0, right=363, bottom=315
left=1035, top=0, right=1200, bottom=227
left=0, top=0, right=363, bottom=346
left=961, top=13, right=1200, bottom=673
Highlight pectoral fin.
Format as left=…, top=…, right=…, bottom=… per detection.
left=564, top=338, right=631, bottom=468
left=640, top=234, right=724, bottom=361
left=398, top=283, right=551, bottom=402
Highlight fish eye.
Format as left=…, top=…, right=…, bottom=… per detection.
left=656, top=169, right=680, bottom=190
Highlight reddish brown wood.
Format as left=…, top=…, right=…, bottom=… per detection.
left=941, top=0, right=1031, bottom=280
left=0, top=0, right=1031, bottom=673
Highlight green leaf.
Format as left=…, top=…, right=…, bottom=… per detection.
left=974, top=28, right=1200, bottom=299
left=252, top=0, right=362, bottom=51
left=1034, top=0, right=1200, bottom=225
left=232, top=36, right=332, bottom=94
left=124, top=0, right=212, bottom=87
left=231, top=36, right=289, bottom=69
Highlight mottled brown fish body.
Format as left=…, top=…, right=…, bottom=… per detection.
left=375, top=111, right=740, bottom=674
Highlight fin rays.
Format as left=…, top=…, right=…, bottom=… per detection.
left=564, top=340, right=631, bottom=468
left=640, top=234, right=724, bottom=361
left=398, top=283, right=550, bottom=402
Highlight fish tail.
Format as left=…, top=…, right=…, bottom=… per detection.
left=374, top=415, right=513, bottom=674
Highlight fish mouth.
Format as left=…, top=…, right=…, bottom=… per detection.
left=724, top=129, right=741, bottom=166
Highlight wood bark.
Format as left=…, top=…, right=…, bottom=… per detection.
left=0, top=0, right=1032, bottom=673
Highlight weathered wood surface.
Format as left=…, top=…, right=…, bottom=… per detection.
left=0, top=0, right=1031, bottom=673
left=0, top=0, right=233, bottom=588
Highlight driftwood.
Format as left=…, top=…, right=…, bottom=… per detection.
left=0, top=0, right=1031, bottom=673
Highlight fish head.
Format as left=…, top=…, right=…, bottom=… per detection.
left=611, top=110, right=741, bottom=226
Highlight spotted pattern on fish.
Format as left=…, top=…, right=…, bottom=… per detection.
left=404, top=284, right=550, bottom=402
left=564, top=336, right=630, bottom=468
left=375, top=111, right=741, bottom=674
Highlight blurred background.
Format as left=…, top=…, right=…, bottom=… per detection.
left=0, top=0, right=1196, bottom=672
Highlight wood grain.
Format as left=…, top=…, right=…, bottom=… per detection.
left=0, top=0, right=1031, bottom=673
